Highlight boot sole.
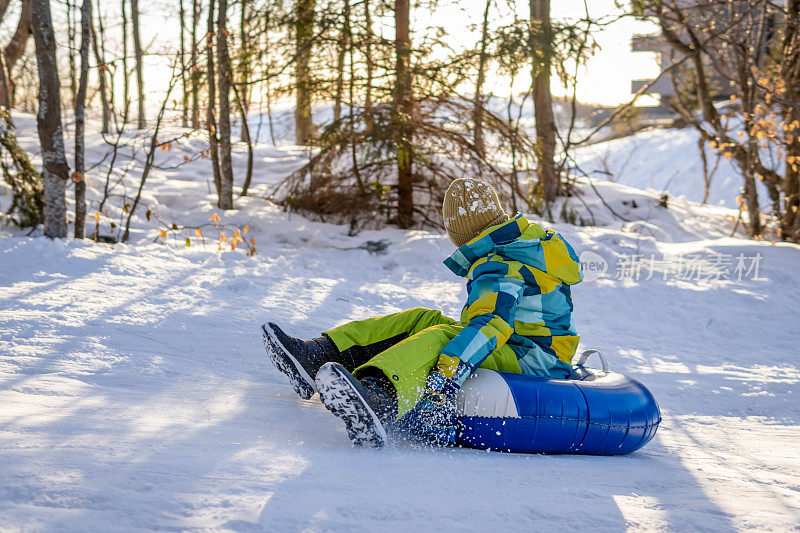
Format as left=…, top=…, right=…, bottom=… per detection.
left=261, top=323, right=317, bottom=400
left=315, top=363, right=388, bottom=448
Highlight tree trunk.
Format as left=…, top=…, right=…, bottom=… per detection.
left=0, top=0, right=9, bottom=108
left=90, top=15, right=110, bottom=134
left=529, top=0, right=558, bottom=204
left=263, top=6, right=276, bottom=144
left=4, top=0, right=32, bottom=105
left=294, top=0, right=315, bottom=145
left=206, top=0, right=221, bottom=197
left=0, top=47, right=10, bottom=109
left=239, top=0, right=251, bottom=143
left=74, top=0, right=91, bottom=239
left=743, top=167, right=762, bottom=237
left=190, top=0, right=200, bottom=129
left=234, top=84, right=253, bottom=196
left=472, top=0, right=491, bottom=158
left=0, top=1, right=11, bottom=21
left=393, top=0, right=413, bottom=228
left=179, top=0, right=188, bottom=128
left=333, top=0, right=350, bottom=123
left=31, top=0, right=69, bottom=238
left=363, top=0, right=374, bottom=132
left=66, top=0, right=77, bottom=107
left=781, top=0, right=800, bottom=241
left=121, top=0, right=129, bottom=123
left=216, top=0, right=233, bottom=209
left=131, top=0, right=145, bottom=128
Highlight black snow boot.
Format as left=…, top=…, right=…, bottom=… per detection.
left=262, top=322, right=339, bottom=400
left=315, top=362, right=398, bottom=448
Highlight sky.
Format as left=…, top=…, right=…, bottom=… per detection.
left=1, top=0, right=663, bottom=111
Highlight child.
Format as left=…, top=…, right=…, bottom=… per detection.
left=263, top=178, right=583, bottom=447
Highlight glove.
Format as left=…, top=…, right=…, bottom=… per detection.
left=403, top=371, right=460, bottom=445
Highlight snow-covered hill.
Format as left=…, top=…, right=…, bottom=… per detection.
left=1, top=115, right=799, bottom=531
left=573, top=126, right=771, bottom=210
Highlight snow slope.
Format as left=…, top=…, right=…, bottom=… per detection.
left=1, top=115, right=800, bottom=531
left=573, top=126, right=773, bottom=210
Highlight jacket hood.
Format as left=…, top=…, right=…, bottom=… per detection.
left=443, top=213, right=582, bottom=285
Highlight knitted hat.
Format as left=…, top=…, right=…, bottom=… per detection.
left=442, top=178, right=509, bottom=247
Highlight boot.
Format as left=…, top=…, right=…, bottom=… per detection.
left=315, top=362, right=398, bottom=448
left=262, top=322, right=339, bottom=400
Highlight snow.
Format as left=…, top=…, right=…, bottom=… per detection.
left=573, top=127, right=772, bottom=210
left=1, top=113, right=800, bottom=531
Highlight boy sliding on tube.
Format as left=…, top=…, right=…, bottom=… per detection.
left=262, top=178, right=583, bottom=447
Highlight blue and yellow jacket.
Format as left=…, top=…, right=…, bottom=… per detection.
left=439, top=213, right=582, bottom=385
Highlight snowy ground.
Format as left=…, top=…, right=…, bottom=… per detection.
left=573, top=126, right=771, bottom=210
left=1, top=114, right=800, bottom=531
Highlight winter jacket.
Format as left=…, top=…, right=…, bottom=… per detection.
left=439, top=213, right=582, bottom=385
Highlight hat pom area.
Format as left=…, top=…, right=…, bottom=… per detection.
left=442, top=178, right=509, bottom=247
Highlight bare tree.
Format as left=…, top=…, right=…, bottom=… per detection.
left=646, top=0, right=800, bottom=238
left=131, top=0, right=145, bottom=128
left=31, top=0, right=69, bottom=238
left=216, top=0, right=233, bottom=209
left=74, top=0, right=91, bottom=238
left=295, top=0, right=315, bottom=144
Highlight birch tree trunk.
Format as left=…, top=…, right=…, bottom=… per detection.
left=529, top=0, right=558, bottom=204
left=394, top=0, right=414, bottom=228
left=74, top=0, right=91, bottom=239
left=131, top=0, right=145, bottom=128
left=294, top=0, right=315, bottom=145
left=216, top=0, right=233, bottom=209
left=31, top=0, right=69, bottom=238
left=206, top=0, right=221, bottom=197
left=472, top=0, right=491, bottom=158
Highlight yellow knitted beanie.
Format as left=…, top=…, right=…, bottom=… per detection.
left=442, top=178, right=509, bottom=247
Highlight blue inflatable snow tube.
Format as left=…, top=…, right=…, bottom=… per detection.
left=455, top=369, right=661, bottom=455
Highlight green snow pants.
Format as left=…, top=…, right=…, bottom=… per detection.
left=323, top=307, right=521, bottom=418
